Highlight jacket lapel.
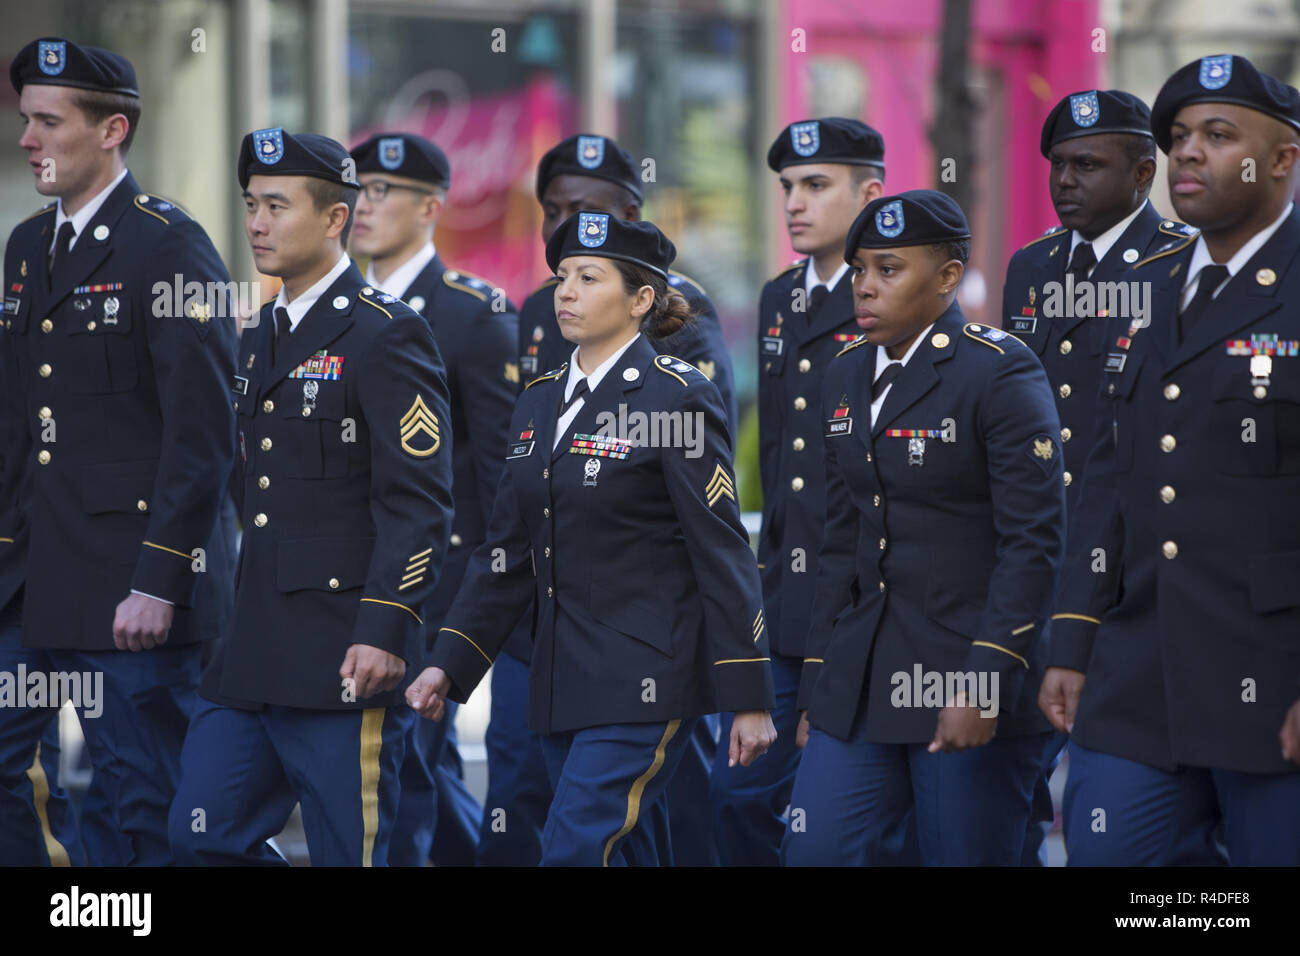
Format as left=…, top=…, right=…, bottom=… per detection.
left=799, top=272, right=856, bottom=343
left=264, top=265, right=361, bottom=388
left=871, top=307, right=963, bottom=439
left=551, top=336, right=655, bottom=462
left=47, top=172, right=141, bottom=309
left=1091, top=202, right=1161, bottom=280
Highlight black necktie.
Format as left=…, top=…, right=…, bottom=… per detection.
left=1067, top=242, right=1096, bottom=280
left=48, top=221, right=75, bottom=277
left=1178, top=264, right=1229, bottom=343
left=271, top=306, right=291, bottom=364
left=559, top=377, right=588, bottom=416
left=808, top=284, right=829, bottom=317
left=872, top=361, right=903, bottom=401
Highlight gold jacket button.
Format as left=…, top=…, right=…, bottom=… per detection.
left=329, top=578, right=340, bottom=590
left=791, top=477, right=805, bottom=492
left=1254, top=386, right=1267, bottom=399
left=261, top=437, right=272, bottom=451
left=542, top=468, right=550, bottom=479
left=1061, top=427, right=1072, bottom=442
left=1160, top=485, right=1175, bottom=504
left=866, top=453, right=873, bottom=463
left=450, top=534, right=463, bottom=547
left=1164, top=383, right=1180, bottom=401
left=878, top=580, right=886, bottom=592
left=1108, top=383, right=1116, bottom=395
left=38, top=363, right=52, bottom=378
left=793, top=396, right=807, bottom=411
left=878, top=537, right=886, bottom=550
left=1162, top=540, right=1178, bottom=560
left=547, top=586, right=554, bottom=597
left=37, top=450, right=51, bottom=464
left=86, top=321, right=96, bottom=331
left=544, top=547, right=551, bottom=558
left=262, top=399, right=274, bottom=413
left=1059, top=340, right=1072, bottom=355
left=38, top=406, right=51, bottom=420
left=792, top=437, right=805, bottom=451
left=1058, top=383, right=1071, bottom=398
left=872, top=494, right=881, bottom=507
left=301, top=406, right=312, bottom=417
left=254, top=513, right=268, bottom=527
left=1063, top=471, right=1073, bottom=486
left=543, top=507, right=550, bottom=518
left=40, top=318, right=53, bottom=333
left=798, top=358, right=811, bottom=373
left=1160, top=434, right=1176, bottom=453
left=258, top=475, right=270, bottom=490
left=136, top=499, right=148, bottom=512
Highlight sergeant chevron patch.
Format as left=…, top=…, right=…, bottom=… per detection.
left=400, top=395, right=441, bottom=457
left=399, top=547, right=432, bottom=591
left=705, top=463, right=735, bottom=508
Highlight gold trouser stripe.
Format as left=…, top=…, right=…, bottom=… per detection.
left=603, top=719, right=681, bottom=867
left=1051, top=612, right=1101, bottom=624
left=1011, top=622, right=1036, bottom=636
left=970, top=640, right=1029, bottom=668
left=438, top=627, right=493, bottom=665
left=714, top=657, right=771, bottom=665
left=26, top=743, right=71, bottom=867
left=143, top=540, right=191, bottom=560
left=359, top=707, right=384, bottom=868
left=359, top=597, right=422, bottom=624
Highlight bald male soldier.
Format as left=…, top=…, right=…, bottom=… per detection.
left=713, top=118, right=884, bottom=866
left=1, top=37, right=236, bottom=866
left=350, top=132, right=517, bottom=866
left=1045, top=54, right=1300, bottom=866
left=1001, top=89, right=1193, bottom=865
left=169, top=129, right=453, bottom=866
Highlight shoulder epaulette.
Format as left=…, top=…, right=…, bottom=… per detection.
left=532, top=276, right=559, bottom=295
left=668, top=269, right=707, bottom=298
left=1134, top=234, right=1197, bottom=271
left=442, top=269, right=493, bottom=302
left=131, top=192, right=188, bottom=225
left=962, top=322, right=1018, bottom=354
left=358, top=286, right=401, bottom=318
left=653, top=354, right=705, bottom=387
left=21, top=203, right=55, bottom=223
left=1016, top=225, right=1068, bottom=251
left=768, top=259, right=804, bottom=283
left=835, top=335, right=869, bottom=357
left=1157, top=218, right=1197, bottom=239
left=525, top=364, right=567, bottom=389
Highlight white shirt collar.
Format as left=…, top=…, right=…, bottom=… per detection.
left=806, top=259, right=850, bottom=294
left=1070, top=199, right=1149, bottom=273
left=364, top=241, right=437, bottom=299
left=870, top=322, right=935, bottom=427
left=564, top=332, right=642, bottom=400
left=274, top=253, right=353, bottom=333
left=1181, top=202, right=1294, bottom=305
left=53, top=167, right=130, bottom=252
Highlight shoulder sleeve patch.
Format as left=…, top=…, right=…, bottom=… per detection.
left=835, top=334, right=869, bottom=358
left=443, top=269, right=491, bottom=302
left=1028, top=433, right=1059, bottom=475
left=525, top=364, right=567, bottom=390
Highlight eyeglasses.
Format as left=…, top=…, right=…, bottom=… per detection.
left=359, top=180, right=436, bottom=202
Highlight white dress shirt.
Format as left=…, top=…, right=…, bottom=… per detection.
left=1180, top=202, right=1294, bottom=310
left=805, top=258, right=850, bottom=296
left=365, top=241, right=437, bottom=299
left=274, top=253, right=353, bottom=333
left=870, top=322, right=936, bottom=428
left=52, top=167, right=130, bottom=253
left=1068, top=199, right=1149, bottom=277
left=553, top=333, right=642, bottom=451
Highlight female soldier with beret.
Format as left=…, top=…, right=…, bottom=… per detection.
left=783, top=190, right=1066, bottom=865
left=407, top=212, right=776, bottom=866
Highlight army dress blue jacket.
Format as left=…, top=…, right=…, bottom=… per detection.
left=1050, top=208, right=1300, bottom=774
left=0, top=173, right=236, bottom=648
left=800, top=305, right=1065, bottom=742
left=431, top=334, right=774, bottom=734
left=200, top=264, right=453, bottom=710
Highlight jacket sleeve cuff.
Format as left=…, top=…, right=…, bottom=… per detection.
left=429, top=626, right=495, bottom=704
left=352, top=597, right=422, bottom=659
left=131, top=540, right=200, bottom=606
left=1046, top=614, right=1099, bottom=672
left=795, top=659, right=822, bottom=712
left=964, top=642, right=1030, bottom=714
left=712, top=656, right=776, bottom=713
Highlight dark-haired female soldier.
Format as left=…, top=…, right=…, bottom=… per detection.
left=407, top=212, right=776, bottom=866
left=783, top=190, right=1066, bottom=865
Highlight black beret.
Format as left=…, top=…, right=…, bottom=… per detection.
left=1040, top=90, right=1152, bottom=157
left=351, top=133, right=451, bottom=188
left=10, top=37, right=138, bottom=97
left=536, top=134, right=642, bottom=203
left=1151, top=54, right=1300, bottom=154
left=767, top=117, right=885, bottom=172
left=545, top=211, right=675, bottom=279
left=238, top=128, right=360, bottom=191
left=845, top=189, right=970, bottom=259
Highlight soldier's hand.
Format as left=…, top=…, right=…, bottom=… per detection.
left=1280, top=698, right=1300, bottom=765
left=795, top=710, right=811, bottom=749
left=112, top=593, right=175, bottom=652
left=1038, top=666, right=1086, bottom=733
left=928, top=700, right=997, bottom=753
left=340, top=643, right=406, bottom=700
left=729, top=710, right=777, bottom=767
left=406, top=667, right=452, bottom=721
